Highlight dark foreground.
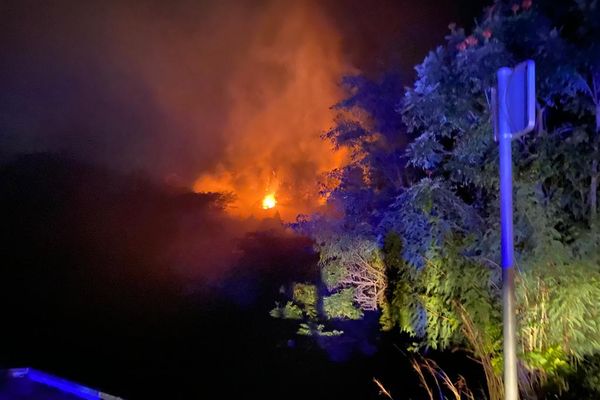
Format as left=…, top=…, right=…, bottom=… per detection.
left=0, top=155, right=480, bottom=399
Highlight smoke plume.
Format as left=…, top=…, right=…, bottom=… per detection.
left=0, top=0, right=349, bottom=221
left=1, top=0, right=484, bottom=220
left=190, top=1, right=350, bottom=219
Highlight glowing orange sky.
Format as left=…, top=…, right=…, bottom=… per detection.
left=191, top=1, right=350, bottom=220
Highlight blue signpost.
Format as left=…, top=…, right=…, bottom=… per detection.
left=494, top=60, right=536, bottom=400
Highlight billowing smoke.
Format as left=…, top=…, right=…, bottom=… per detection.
left=0, top=0, right=349, bottom=221
left=110, top=0, right=351, bottom=220
left=1, top=0, right=483, bottom=220
left=190, top=1, right=350, bottom=219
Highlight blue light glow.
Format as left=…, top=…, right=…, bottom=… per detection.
left=8, top=368, right=103, bottom=399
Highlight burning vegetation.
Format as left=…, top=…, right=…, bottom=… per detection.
left=191, top=1, right=349, bottom=220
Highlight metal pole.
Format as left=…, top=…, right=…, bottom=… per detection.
left=497, top=67, right=519, bottom=400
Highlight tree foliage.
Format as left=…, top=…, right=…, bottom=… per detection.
left=392, top=1, right=600, bottom=396
left=274, top=1, right=600, bottom=397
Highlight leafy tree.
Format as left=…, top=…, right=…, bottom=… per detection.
left=321, top=72, right=407, bottom=230
left=392, top=1, right=600, bottom=397
left=271, top=73, right=405, bottom=339
left=270, top=282, right=347, bottom=337
left=275, top=1, right=600, bottom=398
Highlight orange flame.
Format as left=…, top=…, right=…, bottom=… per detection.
left=262, top=194, right=277, bottom=210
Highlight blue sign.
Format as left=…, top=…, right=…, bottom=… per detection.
left=504, top=60, right=536, bottom=138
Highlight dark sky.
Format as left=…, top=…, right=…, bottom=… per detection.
left=321, top=0, right=489, bottom=75
left=0, top=0, right=488, bottom=217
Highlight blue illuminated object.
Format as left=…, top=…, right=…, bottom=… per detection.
left=3, top=367, right=122, bottom=399
left=506, top=60, right=536, bottom=139
left=494, top=60, right=536, bottom=400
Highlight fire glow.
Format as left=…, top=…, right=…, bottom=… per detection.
left=191, top=1, right=350, bottom=220
left=262, top=194, right=277, bottom=210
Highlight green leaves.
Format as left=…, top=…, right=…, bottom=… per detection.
left=521, top=346, right=571, bottom=377
left=269, top=301, right=302, bottom=320
left=380, top=234, right=499, bottom=353
left=270, top=283, right=318, bottom=322
left=380, top=178, right=481, bottom=269
left=273, top=2, right=600, bottom=397
left=323, top=288, right=364, bottom=320
left=293, top=283, right=318, bottom=319
left=391, top=1, right=600, bottom=394
left=271, top=280, right=365, bottom=338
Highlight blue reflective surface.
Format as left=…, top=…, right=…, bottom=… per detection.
left=0, top=368, right=119, bottom=400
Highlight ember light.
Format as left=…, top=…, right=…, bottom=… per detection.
left=262, top=193, right=277, bottom=209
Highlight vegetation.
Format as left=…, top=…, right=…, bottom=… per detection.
left=273, top=0, right=600, bottom=398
